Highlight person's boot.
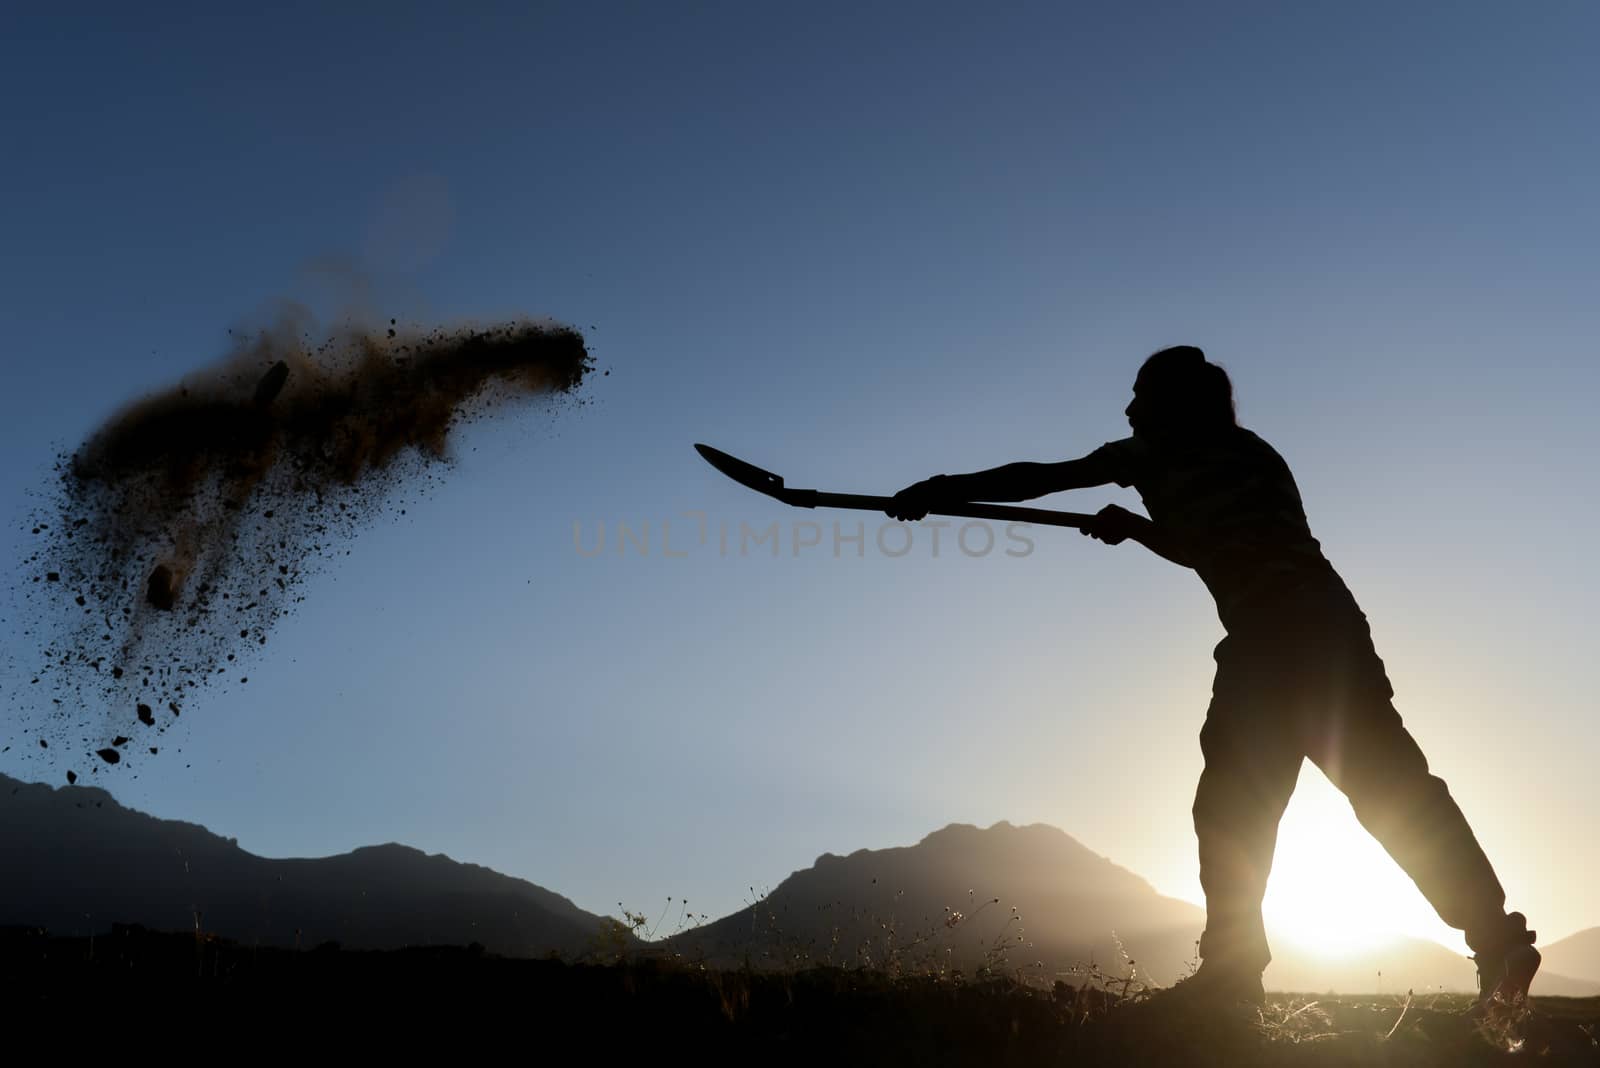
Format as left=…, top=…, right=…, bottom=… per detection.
left=1144, top=959, right=1266, bottom=1012
left=1466, top=912, right=1539, bottom=1017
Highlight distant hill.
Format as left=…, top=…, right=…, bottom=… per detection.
left=0, top=773, right=618, bottom=957
left=5, top=780, right=1594, bottom=997
left=1261, top=931, right=1599, bottom=999
left=663, top=821, right=1600, bottom=996
left=665, top=820, right=1208, bottom=984
left=1541, top=927, right=1600, bottom=985
left=1265, top=935, right=1596, bottom=998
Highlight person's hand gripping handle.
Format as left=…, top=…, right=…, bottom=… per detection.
left=1078, top=503, right=1143, bottom=545
left=884, top=475, right=954, bottom=522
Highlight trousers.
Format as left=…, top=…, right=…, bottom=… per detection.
left=1194, top=584, right=1509, bottom=971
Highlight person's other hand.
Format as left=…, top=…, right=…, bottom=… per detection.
left=1079, top=503, right=1142, bottom=545
left=885, top=475, right=950, bottom=522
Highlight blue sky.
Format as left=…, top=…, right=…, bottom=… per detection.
left=3, top=3, right=1596, bottom=951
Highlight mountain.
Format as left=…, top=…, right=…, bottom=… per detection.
left=1261, top=933, right=1600, bottom=998
left=0, top=773, right=617, bottom=957
left=663, top=820, right=1600, bottom=996
left=1541, top=927, right=1600, bottom=985
left=665, top=820, right=1207, bottom=984
left=6, top=780, right=1594, bottom=997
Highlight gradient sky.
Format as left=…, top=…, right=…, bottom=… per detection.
left=3, top=3, right=1596, bottom=955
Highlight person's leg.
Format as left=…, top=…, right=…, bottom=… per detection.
left=1301, top=622, right=1537, bottom=998
left=1192, top=641, right=1306, bottom=977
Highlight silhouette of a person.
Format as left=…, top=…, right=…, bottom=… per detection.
left=886, top=346, right=1539, bottom=1009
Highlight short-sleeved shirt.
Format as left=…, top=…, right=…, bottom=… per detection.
left=1089, top=428, right=1351, bottom=631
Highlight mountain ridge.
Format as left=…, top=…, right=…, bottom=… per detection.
left=1540, top=926, right=1600, bottom=985
left=5, top=774, right=1596, bottom=996
left=1, top=771, right=613, bottom=956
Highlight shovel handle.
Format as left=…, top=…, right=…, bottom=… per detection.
left=787, top=490, right=1096, bottom=530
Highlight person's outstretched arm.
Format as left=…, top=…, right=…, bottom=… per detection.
left=886, top=443, right=1193, bottom=568
left=885, top=453, right=1116, bottom=518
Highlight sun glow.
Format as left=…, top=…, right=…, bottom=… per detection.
left=1261, top=766, right=1464, bottom=958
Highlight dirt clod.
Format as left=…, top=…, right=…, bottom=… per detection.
left=146, top=565, right=176, bottom=610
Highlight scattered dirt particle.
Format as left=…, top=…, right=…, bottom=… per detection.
left=146, top=565, right=176, bottom=610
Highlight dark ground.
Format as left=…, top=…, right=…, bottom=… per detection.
left=3, top=926, right=1595, bottom=1064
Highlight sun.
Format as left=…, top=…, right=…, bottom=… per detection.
left=1260, top=765, right=1464, bottom=958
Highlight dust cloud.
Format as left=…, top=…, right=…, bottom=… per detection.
left=11, top=317, right=596, bottom=779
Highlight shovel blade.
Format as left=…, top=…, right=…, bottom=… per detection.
left=695, top=443, right=786, bottom=499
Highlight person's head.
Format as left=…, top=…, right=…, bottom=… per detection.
left=1125, top=345, right=1236, bottom=442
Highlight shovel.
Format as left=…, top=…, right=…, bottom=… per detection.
left=695, top=444, right=1097, bottom=529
